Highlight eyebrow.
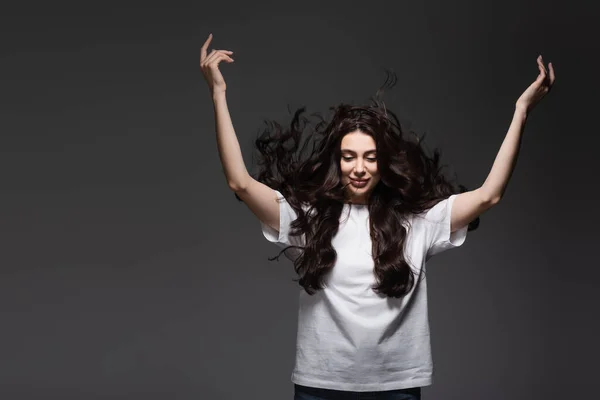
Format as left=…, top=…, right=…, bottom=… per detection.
left=341, top=149, right=377, bottom=155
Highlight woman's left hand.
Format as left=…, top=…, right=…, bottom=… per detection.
left=516, top=55, right=556, bottom=113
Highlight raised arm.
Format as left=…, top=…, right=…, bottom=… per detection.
left=200, top=34, right=280, bottom=232
left=451, top=55, right=556, bottom=233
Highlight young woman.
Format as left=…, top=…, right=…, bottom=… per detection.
left=200, top=33, right=555, bottom=400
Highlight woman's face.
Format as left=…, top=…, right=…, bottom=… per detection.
left=339, top=131, right=381, bottom=204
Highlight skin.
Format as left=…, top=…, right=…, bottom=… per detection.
left=339, top=131, right=382, bottom=205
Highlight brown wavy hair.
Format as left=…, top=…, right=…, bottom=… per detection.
left=235, top=69, right=479, bottom=298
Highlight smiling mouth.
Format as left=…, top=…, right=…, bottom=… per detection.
left=350, top=179, right=369, bottom=188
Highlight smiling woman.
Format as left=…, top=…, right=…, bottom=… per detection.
left=201, top=31, right=556, bottom=398
left=339, top=132, right=381, bottom=204
left=235, top=75, right=480, bottom=299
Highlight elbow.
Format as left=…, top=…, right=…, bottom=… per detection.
left=478, top=187, right=502, bottom=206
left=226, top=172, right=251, bottom=193
left=485, top=194, right=502, bottom=206
left=228, top=180, right=248, bottom=193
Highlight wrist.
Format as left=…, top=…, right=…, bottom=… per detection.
left=515, top=104, right=529, bottom=118
left=212, top=89, right=226, bottom=101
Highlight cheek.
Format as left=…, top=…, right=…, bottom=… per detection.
left=371, top=169, right=381, bottom=182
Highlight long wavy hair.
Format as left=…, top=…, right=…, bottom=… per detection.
left=235, top=70, right=480, bottom=298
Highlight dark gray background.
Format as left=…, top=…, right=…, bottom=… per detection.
left=0, top=1, right=597, bottom=399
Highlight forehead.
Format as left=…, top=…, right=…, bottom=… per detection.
left=340, top=132, right=376, bottom=151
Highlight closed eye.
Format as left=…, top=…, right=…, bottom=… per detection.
left=342, top=157, right=377, bottom=162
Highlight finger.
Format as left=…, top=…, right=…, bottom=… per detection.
left=534, top=65, right=545, bottom=84
left=539, top=55, right=549, bottom=75
left=548, top=62, right=556, bottom=84
left=205, top=49, right=233, bottom=59
left=537, top=55, right=547, bottom=75
left=536, top=55, right=546, bottom=72
left=536, top=65, right=547, bottom=85
left=539, top=57, right=553, bottom=87
left=202, top=49, right=219, bottom=66
left=210, top=53, right=234, bottom=63
left=205, top=52, right=234, bottom=68
left=200, top=33, right=213, bottom=61
left=203, top=50, right=233, bottom=66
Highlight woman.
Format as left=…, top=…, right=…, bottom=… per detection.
left=200, top=33, right=555, bottom=400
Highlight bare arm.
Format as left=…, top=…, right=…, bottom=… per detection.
left=451, top=105, right=528, bottom=232
left=212, top=91, right=251, bottom=191
left=451, top=56, right=555, bottom=232
left=200, top=34, right=280, bottom=232
left=479, top=55, right=555, bottom=203
left=212, top=91, right=280, bottom=231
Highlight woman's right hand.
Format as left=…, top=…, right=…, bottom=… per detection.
left=200, top=33, right=234, bottom=96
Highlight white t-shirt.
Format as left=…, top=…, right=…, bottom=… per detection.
left=260, top=190, right=468, bottom=392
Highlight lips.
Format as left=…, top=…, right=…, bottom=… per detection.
left=351, top=178, right=369, bottom=183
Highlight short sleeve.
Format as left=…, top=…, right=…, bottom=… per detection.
left=260, top=190, right=306, bottom=248
left=418, top=194, right=468, bottom=259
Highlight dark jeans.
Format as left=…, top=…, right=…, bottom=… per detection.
left=294, top=384, right=421, bottom=400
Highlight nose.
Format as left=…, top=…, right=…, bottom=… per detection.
left=354, top=159, right=366, bottom=175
